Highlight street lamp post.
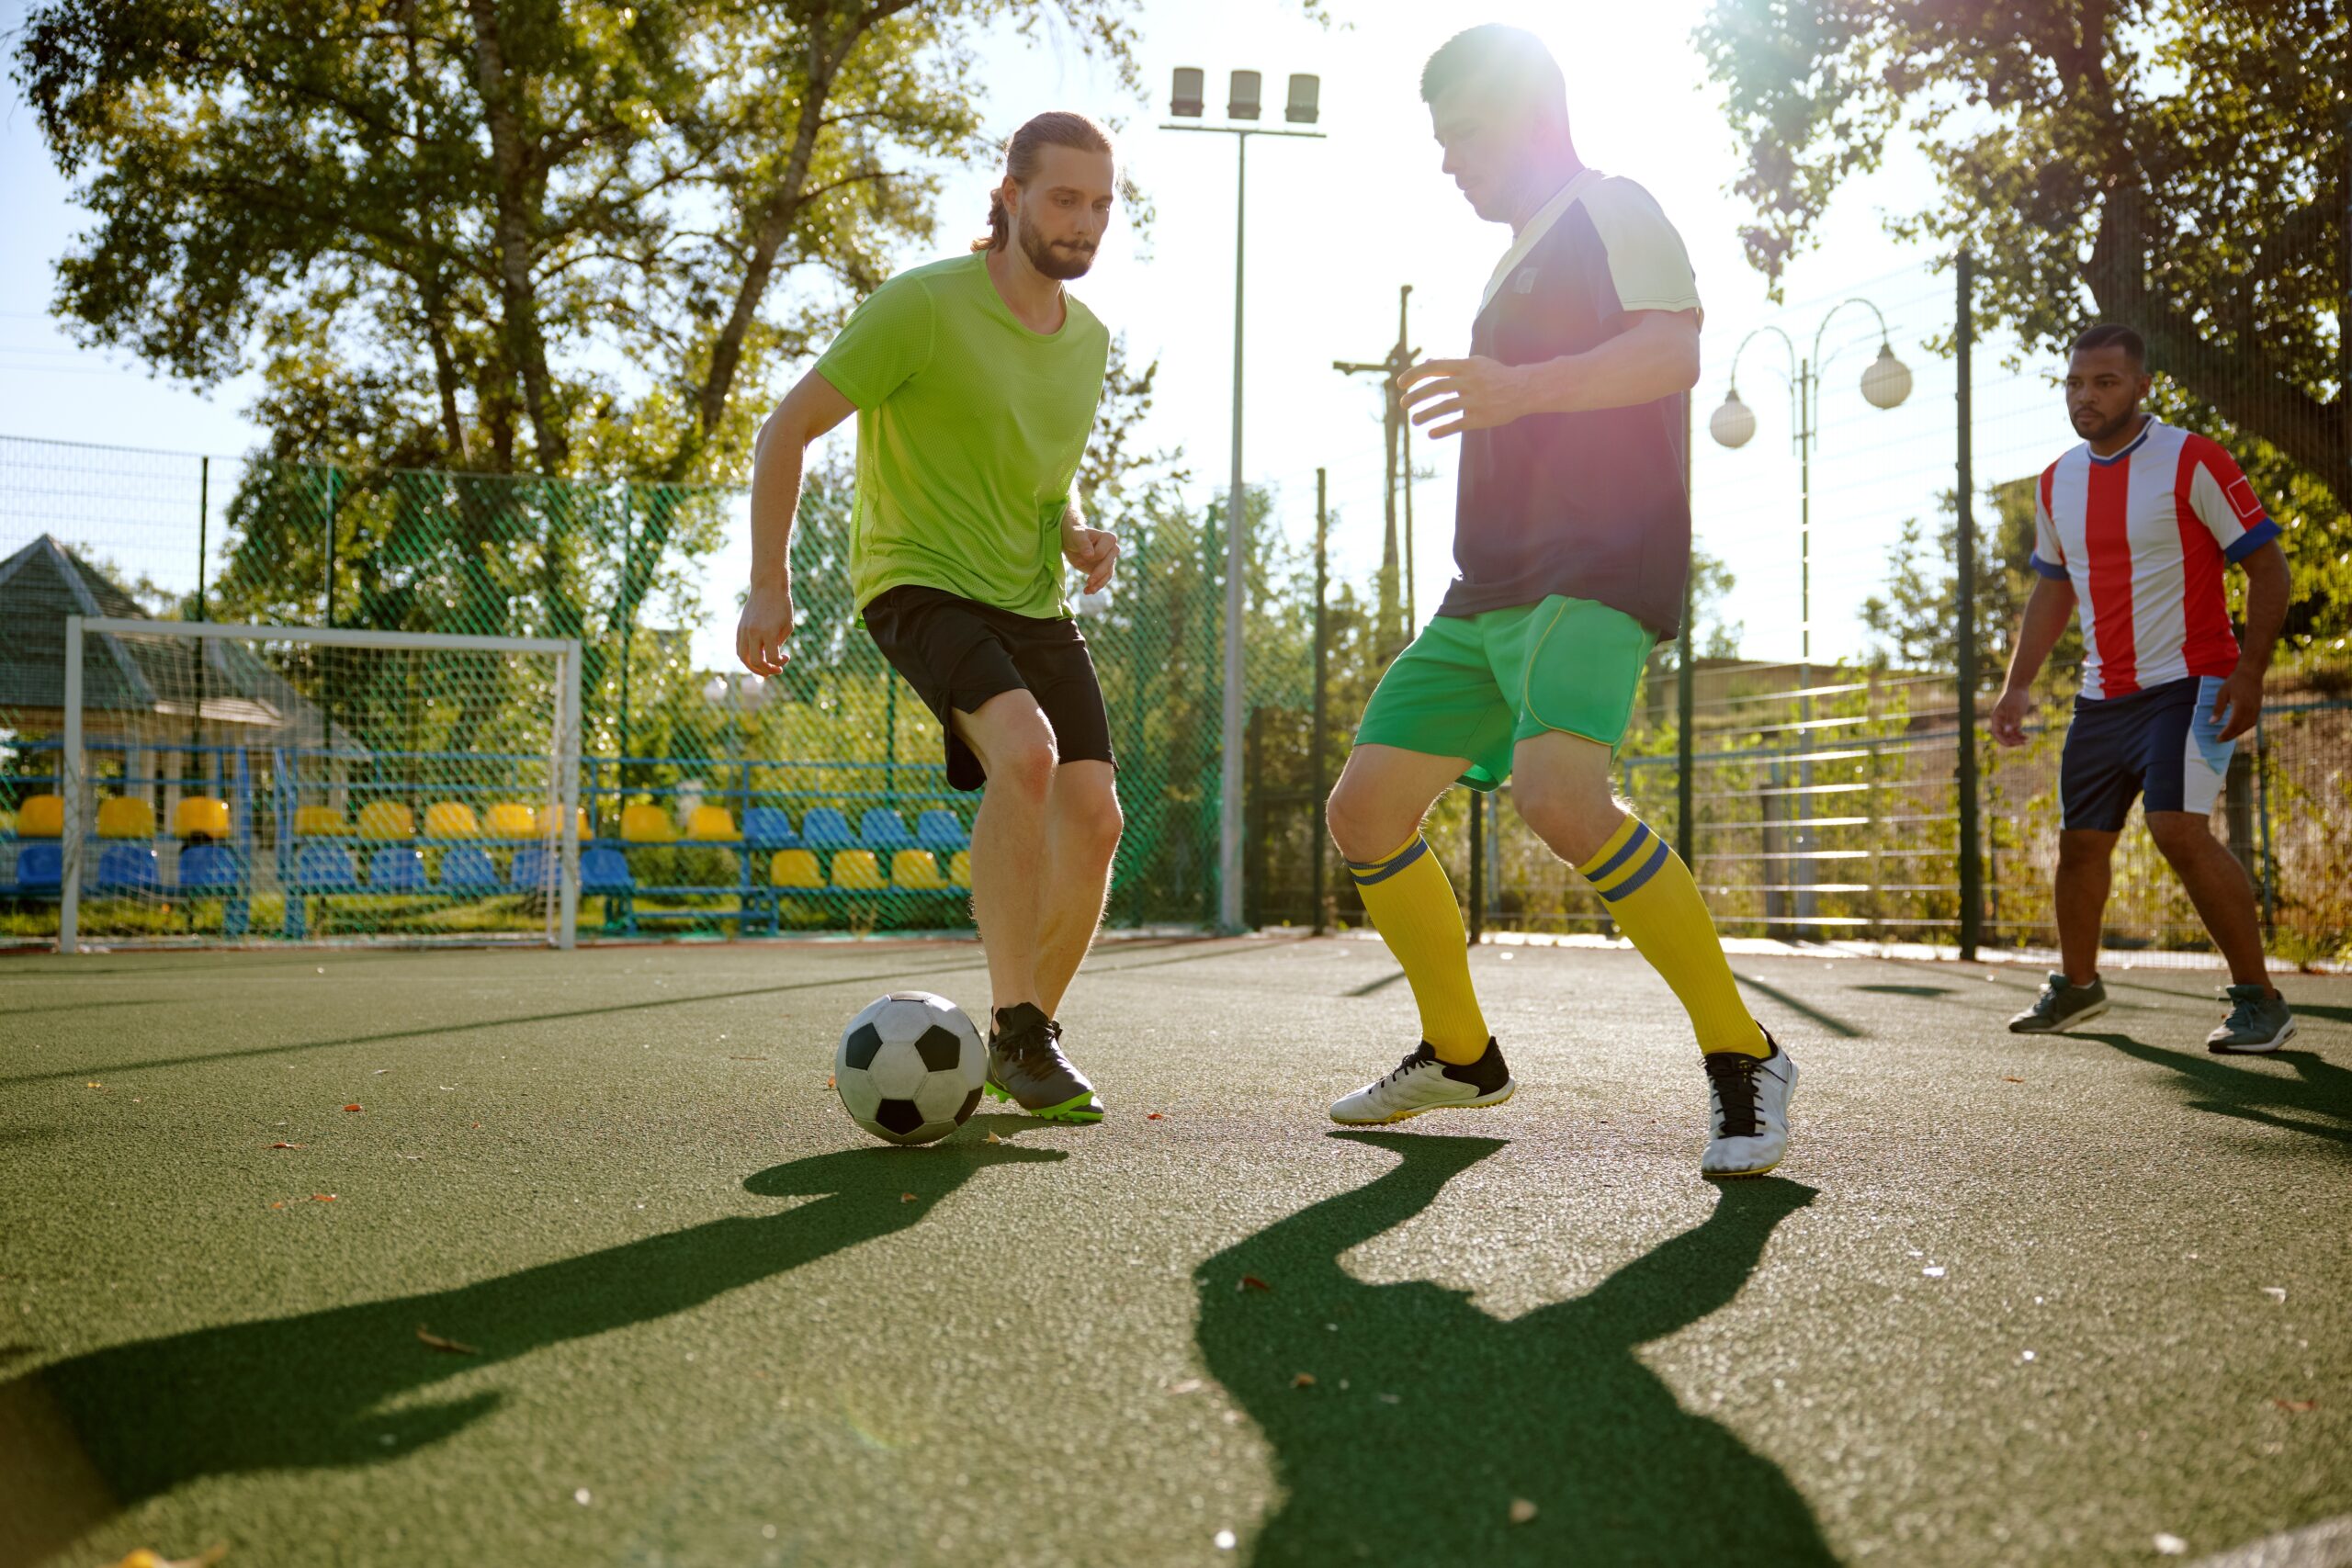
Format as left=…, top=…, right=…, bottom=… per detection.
left=1164, top=67, right=1325, bottom=933
left=1710, top=299, right=1911, bottom=937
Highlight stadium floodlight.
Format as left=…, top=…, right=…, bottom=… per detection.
left=57, top=616, right=582, bottom=953
left=1159, top=72, right=1327, bottom=932
left=1170, top=67, right=1204, bottom=118
left=1227, top=70, right=1262, bottom=119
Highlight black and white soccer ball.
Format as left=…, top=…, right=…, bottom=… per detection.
left=834, top=991, right=986, bottom=1146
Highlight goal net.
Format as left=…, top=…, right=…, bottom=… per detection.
left=46, top=618, right=580, bottom=951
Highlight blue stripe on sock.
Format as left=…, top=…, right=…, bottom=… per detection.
left=1583, top=820, right=1654, bottom=885
left=1346, top=836, right=1430, bottom=886
left=1598, top=838, right=1671, bottom=902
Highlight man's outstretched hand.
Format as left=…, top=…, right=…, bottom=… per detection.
left=737, top=580, right=796, bottom=675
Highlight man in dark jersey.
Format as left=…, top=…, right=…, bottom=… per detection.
left=1323, top=26, right=1794, bottom=1177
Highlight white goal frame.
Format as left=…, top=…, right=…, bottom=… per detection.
left=59, top=616, right=582, bottom=953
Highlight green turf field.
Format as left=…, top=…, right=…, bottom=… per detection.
left=3, top=937, right=2346, bottom=1567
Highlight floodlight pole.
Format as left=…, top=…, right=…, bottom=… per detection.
left=1163, top=118, right=1324, bottom=932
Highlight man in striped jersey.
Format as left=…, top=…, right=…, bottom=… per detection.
left=1991, top=324, right=2296, bottom=1052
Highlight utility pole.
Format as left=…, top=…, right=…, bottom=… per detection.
left=1335, top=284, right=1416, bottom=654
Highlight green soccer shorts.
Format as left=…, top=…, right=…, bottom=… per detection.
left=1352, top=595, right=1657, bottom=790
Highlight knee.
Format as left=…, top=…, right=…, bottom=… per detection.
left=1514, top=782, right=1618, bottom=866
left=1066, top=778, right=1123, bottom=858
left=2056, top=832, right=2112, bottom=872
left=989, top=735, right=1058, bottom=805
left=1325, top=779, right=1403, bottom=863
left=2145, top=814, right=2211, bottom=862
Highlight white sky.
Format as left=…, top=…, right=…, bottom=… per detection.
left=0, top=0, right=2078, bottom=670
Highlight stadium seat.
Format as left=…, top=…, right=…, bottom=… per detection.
left=829, top=849, right=885, bottom=889
left=685, top=805, right=740, bottom=841
left=509, top=844, right=553, bottom=890
left=356, top=801, right=415, bottom=840
left=947, top=850, right=972, bottom=886
left=768, top=849, right=823, bottom=889
left=437, top=846, right=500, bottom=890
left=890, top=849, right=950, bottom=889
left=483, top=802, right=536, bottom=839
left=294, top=805, right=349, bottom=837
left=915, top=809, right=969, bottom=853
left=743, top=807, right=798, bottom=849
left=424, top=801, right=481, bottom=839
left=176, top=841, right=243, bottom=892
left=798, top=807, right=855, bottom=850
left=96, top=797, right=158, bottom=840
left=95, top=842, right=160, bottom=893
left=16, top=841, right=62, bottom=892
left=369, top=845, right=427, bottom=892
left=620, top=803, right=676, bottom=843
left=860, top=808, right=916, bottom=852
left=294, top=841, right=359, bottom=889
left=174, top=796, right=231, bottom=839
left=582, top=846, right=634, bottom=894
left=16, top=795, right=63, bottom=839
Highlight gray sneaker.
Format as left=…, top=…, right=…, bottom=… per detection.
left=2007, top=972, right=2110, bottom=1033
left=983, top=1004, right=1103, bottom=1122
left=2207, top=986, right=2297, bottom=1055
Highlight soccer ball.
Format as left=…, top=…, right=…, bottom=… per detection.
left=835, top=991, right=987, bottom=1146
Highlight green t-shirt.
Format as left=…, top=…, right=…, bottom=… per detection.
left=815, top=253, right=1110, bottom=618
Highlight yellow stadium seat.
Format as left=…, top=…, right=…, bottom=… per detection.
left=768, top=849, right=823, bottom=889
left=830, top=850, right=884, bottom=889
left=424, top=801, right=481, bottom=839
left=15, top=795, right=63, bottom=838
left=356, top=801, right=414, bottom=840
left=92, top=797, right=155, bottom=839
left=620, top=803, right=676, bottom=843
left=483, top=802, right=536, bottom=839
left=174, top=796, right=231, bottom=839
left=890, top=849, right=949, bottom=888
left=294, top=805, right=349, bottom=837
left=685, top=805, right=740, bottom=841
left=948, top=850, right=972, bottom=886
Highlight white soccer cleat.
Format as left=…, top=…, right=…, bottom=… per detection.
left=1702, top=1034, right=1797, bottom=1177
left=1329, top=1040, right=1515, bottom=1125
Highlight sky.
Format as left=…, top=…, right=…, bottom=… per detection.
left=0, top=0, right=2077, bottom=672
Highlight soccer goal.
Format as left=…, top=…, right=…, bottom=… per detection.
left=50, top=617, right=582, bottom=953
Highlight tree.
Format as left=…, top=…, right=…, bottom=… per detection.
left=1701, top=0, right=2350, bottom=645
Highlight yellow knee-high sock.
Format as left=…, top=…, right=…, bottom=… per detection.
left=1579, top=815, right=1770, bottom=1057
left=1347, top=832, right=1491, bottom=1064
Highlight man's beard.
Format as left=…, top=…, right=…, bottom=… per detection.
left=1019, top=212, right=1095, bottom=280
left=2071, top=404, right=2141, bottom=445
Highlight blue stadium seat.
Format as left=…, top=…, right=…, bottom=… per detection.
left=16, top=841, right=62, bottom=894
left=743, top=807, right=799, bottom=849
left=509, top=844, right=553, bottom=891
left=177, top=842, right=244, bottom=893
left=369, top=846, right=427, bottom=893
left=294, top=841, right=360, bottom=891
left=582, top=846, right=634, bottom=894
left=95, top=843, right=160, bottom=894
left=438, top=846, right=500, bottom=891
left=799, top=807, right=855, bottom=850
left=915, top=809, right=970, bottom=854
left=859, top=808, right=916, bottom=853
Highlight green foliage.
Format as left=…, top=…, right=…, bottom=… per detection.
left=1700, top=0, right=2350, bottom=648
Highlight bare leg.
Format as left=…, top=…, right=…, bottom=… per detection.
left=2146, top=811, right=2272, bottom=989
left=952, top=691, right=1059, bottom=1015
left=2054, top=829, right=2118, bottom=987
left=1035, top=760, right=1122, bottom=1018
left=1324, top=743, right=1466, bottom=863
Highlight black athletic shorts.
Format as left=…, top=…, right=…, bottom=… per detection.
left=861, top=584, right=1115, bottom=793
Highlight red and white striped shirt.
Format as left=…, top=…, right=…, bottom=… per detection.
left=2030, top=417, right=2279, bottom=701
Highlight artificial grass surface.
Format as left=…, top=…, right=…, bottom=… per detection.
left=1, top=937, right=2346, bottom=1566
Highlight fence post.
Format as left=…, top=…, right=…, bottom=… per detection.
left=2255, top=716, right=2277, bottom=935
left=1954, top=250, right=1983, bottom=961
left=322, top=466, right=340, bottom=627
left=1678, top=390, right=1696, bottom=866
left=1467, top=784, right=1484, bottom=945
left=1311, top=468, right=1329, bottom=935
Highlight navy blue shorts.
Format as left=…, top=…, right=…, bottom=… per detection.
left=2059, top=675, right=2234, bottom=832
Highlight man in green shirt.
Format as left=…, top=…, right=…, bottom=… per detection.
left=739, top=112, right=1123, bottom=1123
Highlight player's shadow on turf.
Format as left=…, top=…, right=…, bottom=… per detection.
left=1195, top=1133, right=1831, bottom=1567
left=0, top=1126, right=1060, bottom=1567
left=2085, top=1032, right=2352, bottom=1149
